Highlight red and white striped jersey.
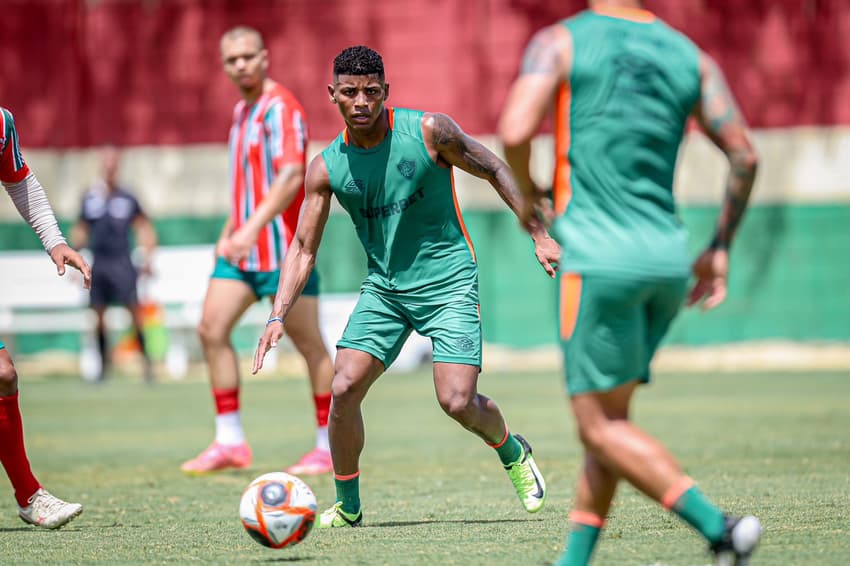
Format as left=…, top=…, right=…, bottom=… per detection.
left=228, top=81, right=308, bottom=272
left=0, top=107, right=30, bottom=184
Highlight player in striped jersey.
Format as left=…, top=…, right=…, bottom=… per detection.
left=181, top=27, right=334, bottom=476
left=1, top=106, right=89, bottom=528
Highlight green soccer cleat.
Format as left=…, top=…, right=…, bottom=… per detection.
left=505, top=434, right=546, bottom=513
left=317, top=502, right=362, bottom=529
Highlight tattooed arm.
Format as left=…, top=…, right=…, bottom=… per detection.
left=498, top=24, right=572, bottom=225
left=688, top=53, right=759, bottom=310
left=422, top=112, right=560, bottom=277
left=693, top=53, right=759, bottom=250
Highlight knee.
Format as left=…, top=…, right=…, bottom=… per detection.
left=437, top=390, right=475, bottom=421
left=575, top=420, right=610, bottom=455
left=0, top=359, right=18, bottom=393
left=197, top=318, right=226, bottom=348
left=330, top=368, right=366, bottom=405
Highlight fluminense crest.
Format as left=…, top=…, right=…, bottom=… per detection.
left=397, top=158, right=416, bottom=180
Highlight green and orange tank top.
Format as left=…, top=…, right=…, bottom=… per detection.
left=552, top=6, right=701, bottom=277
left=321, top=107, right=477, bottom=302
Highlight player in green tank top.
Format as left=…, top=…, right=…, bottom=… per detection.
left=253, top=46, right=560, bottom=529
left=499, top=2, right=761, bottom=565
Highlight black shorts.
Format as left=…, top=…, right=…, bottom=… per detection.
left=90, top=256, right=138, bottom=308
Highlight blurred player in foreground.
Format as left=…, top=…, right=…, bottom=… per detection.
left=253, top=45, right=561, bottom=528
left=72, top=146, right=158, bottom=383
left=0, top=106, right=90, bottom=528
left=181, top=26, right=334, bottom=476
left=499, top=2, right=761, bottom=564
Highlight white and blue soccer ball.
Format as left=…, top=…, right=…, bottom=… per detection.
left=239, top=472, right=317, bottom=549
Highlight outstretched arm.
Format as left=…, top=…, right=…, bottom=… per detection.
left=688, top=53, right=759, bottom=310
left=4, top=174, right=92, bottom=289
left=252, top=155, right=333, bottom=373
left=225, top=162, right=305, bottom=263
left=423, top=112, right=560, bottom=277
left=1, top=108, right=91, bottom=287
left=499, top=24, right=572, bottom=226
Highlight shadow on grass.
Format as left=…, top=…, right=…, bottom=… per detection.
left=367, top=518, right=545, bottom=528
left=254, top=557, right=316, bottom=563
left=0, top=522, right=99, bottom=533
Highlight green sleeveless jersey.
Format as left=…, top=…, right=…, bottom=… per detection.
left=552, top=10, right=701, bottom=277
left=321, top=107, right=477, bottom=303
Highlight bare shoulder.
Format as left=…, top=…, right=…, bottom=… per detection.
left=421, top=112, right=464, bottom=149
left=697, top=51, right=722, bottom=80
left=520, top=23, right=572, bottom=76
left=693, top=50, right=751, bottom=136
left=305, top=154, right=331, bottom=193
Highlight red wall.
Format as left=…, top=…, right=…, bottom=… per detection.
left=1, top=0, right=848, bottom=148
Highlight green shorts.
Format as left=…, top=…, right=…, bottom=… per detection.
left=338, top=287, right=482, bottom=369
left=0, top=340, right=4, bottom=350
left=211, top=257, right=319, bottom=299
left=558, top=271, right=687, bottom=396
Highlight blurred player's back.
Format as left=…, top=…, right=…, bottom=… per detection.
left=553, top=8, right=700, bottom=278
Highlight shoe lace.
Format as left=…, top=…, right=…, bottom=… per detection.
left=321, top=503, right=342, bottom=522
left=32, top=492, right=67, bottom=516
left=508, top=456, right=535, bottom=490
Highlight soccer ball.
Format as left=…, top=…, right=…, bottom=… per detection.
left=239, top=472, right=317, bottom=549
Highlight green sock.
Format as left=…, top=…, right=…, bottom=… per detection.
left=556, top=523, right=602, bottom=566
left=493, top=433, right=523, bottom=466
left=334, top=475, right=361, bottom=515
left=671, top=486, right=726, bottom=543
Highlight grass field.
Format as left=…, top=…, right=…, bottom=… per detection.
left=0, top=368, right=848, bottom=565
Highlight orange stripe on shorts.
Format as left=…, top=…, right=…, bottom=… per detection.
left=559, top=273, right=582, bottom=341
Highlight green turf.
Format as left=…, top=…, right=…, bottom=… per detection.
left=0, top=370, right=848, bottom=565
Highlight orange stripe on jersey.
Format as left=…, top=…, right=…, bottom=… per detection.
left=592, top=4, right=656, bottom=23
left=450, top=169, right=476, bottom=263
left=559, top=273, right=582, bottom=341
left=553, top=82, right=573, bottom=216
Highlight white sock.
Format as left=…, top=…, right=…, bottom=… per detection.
left=215, top=412, right=245, bottom=446
left=316, top=426, right=330, bottom=452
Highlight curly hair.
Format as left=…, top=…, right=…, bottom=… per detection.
left=333, top=46, right=385, bottom=79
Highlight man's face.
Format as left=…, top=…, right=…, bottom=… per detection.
left=329, top=74, right=389, bottom=131
left=221, top=34, right=267, bottom=91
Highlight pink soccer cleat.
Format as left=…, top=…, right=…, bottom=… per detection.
left=180, top=441, right=252, bottom=475
left=285, top=448, right=333, bottom=476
